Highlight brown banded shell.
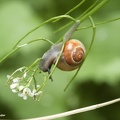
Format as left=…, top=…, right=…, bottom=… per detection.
left=56, top=39, right=86, bottom=71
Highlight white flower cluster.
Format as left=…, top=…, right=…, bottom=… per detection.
left=7, top=73, right=42, bottom=100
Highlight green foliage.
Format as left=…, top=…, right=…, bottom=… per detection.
left=0, top=0, right=120, bottom=120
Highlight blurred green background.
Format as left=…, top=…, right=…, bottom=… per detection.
left=0, top=0, right=120, bottom=119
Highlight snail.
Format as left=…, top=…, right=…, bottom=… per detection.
left=39, top=20, right=86, bottom=73
left=40, top=39, right=86, bottom=72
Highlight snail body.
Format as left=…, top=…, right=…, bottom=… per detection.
left=40, top=39, right=86, bottom=72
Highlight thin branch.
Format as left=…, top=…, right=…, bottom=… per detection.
left=53, top=0, right=86, bottom=22
left=27, top=98, right=120, bottom=120
left=64, top=16, right=96, bottom=91
left=77, top=16, right=120, bottom=30
left=13, top=15, right=76, bottom=49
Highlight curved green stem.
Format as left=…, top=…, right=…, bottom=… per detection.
left=64, top=16, right=96, bottom=91
left=78, top=0, right=99, bottom=19
left=27, top=38, right=54, bottom=45
left=13, top=15, right=76, bottom=49
left=48, top=43, right=65, bottom=80
left=53, top=0, right=86, bottom=22
left=0, top=38, right=53, bottom=63
left=0, top=47, right=20, bottom=63
left=25, top=58, right=41, bottom=73
left=85, top=16, right=96, bottom=57
left=80, top=0, right=109, bottom=22
left=54, top=0, right=109, bottom=34
left=77, top=16, right=120, bottom=30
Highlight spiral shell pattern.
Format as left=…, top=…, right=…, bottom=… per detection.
left=57, top=39, right=86, bottom=71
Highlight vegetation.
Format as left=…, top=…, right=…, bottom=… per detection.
left=0, top=0, right=120, bottom=119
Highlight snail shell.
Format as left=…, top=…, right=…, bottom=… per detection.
left=40, top=39, right=86, bottom=72
left=56, top=39, right=86, bottom=71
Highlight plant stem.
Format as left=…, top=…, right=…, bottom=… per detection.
left=80, top=0, right=109, bottom=22
left=27, top=38, right=54, bottom=45
left=13, top=15, right=76, bottom=49
left=64, top=16, right=96, bottom=91
left=0, top=38, right=53, bottom=63
left=78, top=16, right=120, bottom=30
left=28, top=98, right=120, bottom=120
left=0, top=47, right=20, bottom=63
left=55, top=0, right=109, bottom=34
left=53, top=0, right=86, bottom=22
left=78, top=0, right=99, bottom=19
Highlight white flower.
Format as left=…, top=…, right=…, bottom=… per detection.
left=13, top=77, right=21, bottom=83
left=10, top=83, right=19, bottom=89
left=12, top=89, right=18, bottom=93
left=31, top=89, right=42, bottom=97
left=23, top=72, right=27, bottom=78
left=18, top=92, right=27, bottom=100
left=35, top=91, right=42, bottom=96
left=7, top=75, right=11, bottom=79
left=9, top=77, right=21, bottom=92
left=23, top=88, right=32, bottom=96
left=18, top=85, right=24, bottom=91
left=10, top=82, right=19, bottom=93
left=18, top=87, right=32, bottom=100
